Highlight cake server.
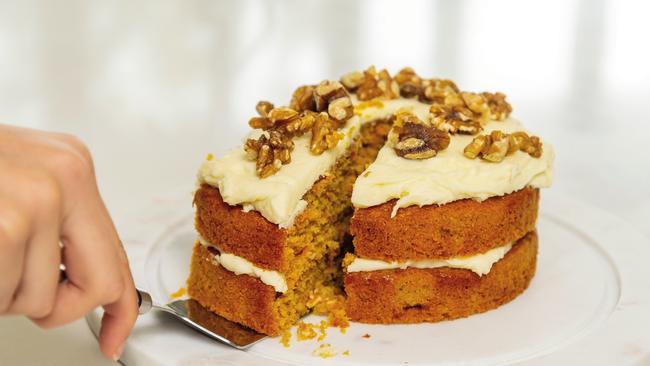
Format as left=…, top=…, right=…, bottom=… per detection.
left=136, top=288, right=267, bottom=349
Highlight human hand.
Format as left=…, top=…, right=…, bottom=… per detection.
left=0, top=124, right=137, bottom=361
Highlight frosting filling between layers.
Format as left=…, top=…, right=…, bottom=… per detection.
left=197, top=236, right=288, bottom=293
left=346, top=241, right=513, bottom=276
left=198, top=97, right=554, bottom=226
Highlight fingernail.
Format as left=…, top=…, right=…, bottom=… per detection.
left=112, top=342, right=125, bottom=362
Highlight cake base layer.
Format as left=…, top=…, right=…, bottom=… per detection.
left=344, top=231, right=538, bottom=324
left=351, top=187, right=539, bottom=261
left=188, top=243, right=280, bottom=335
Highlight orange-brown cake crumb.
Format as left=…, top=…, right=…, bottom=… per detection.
left=280, top=329, right=291, bottom=348
left=169, top=287, right=186, bottom=299
left=296, top=321, right=318, bottom=341
left=312, top=343, right=336, bottom=358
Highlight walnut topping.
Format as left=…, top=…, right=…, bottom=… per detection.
left=314, top=80, right=348, bottom=112
left=391, top=112, right=450, bottom=159
left=481, top=92, right=512, bottom=121
left=429, top=103, right=482, bottom=135
left=285, top=110, right=318, bottom=135
left=255, top=100, right=274, bottom=117
left=463, top=130, right=543, bottom=162
left=421, top=78, right=459, bottom=104
left=328, top=97, right=353, bottom=121
left=244, top=130, right=295, bottom=178
left=340, top=71, right=364, bottom=91
left=351, top=66, right=400, bottom=101
left=310, top=112, right=343, bottom=155
left=269, top=107, right=299, bottom=124
left=290, top=85, right=316, bottom=112
left=394, top=67, right=422, bottom=99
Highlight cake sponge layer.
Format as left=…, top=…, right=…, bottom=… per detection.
left=350, top=187, right=539, bottom=261
left=344, top=230, right=538, bottom=324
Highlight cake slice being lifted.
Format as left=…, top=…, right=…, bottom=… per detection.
left=188, top=66, right=554, bottom=335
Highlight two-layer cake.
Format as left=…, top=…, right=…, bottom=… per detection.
left=188, top=66, right=554, bottom=335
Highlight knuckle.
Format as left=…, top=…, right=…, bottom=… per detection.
left=0, top=210, right=29, bottom=249
left=49, top=144, right=94, bottom=183
left=28, top=174, right=62, bottom=212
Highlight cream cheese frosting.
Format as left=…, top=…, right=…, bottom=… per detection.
left=198, top=116, right=361, bottom=227
left=198, top=97, right=554, bottom=225
left=197, top=236, right=288, bottom=293
left=346, top=242, right=513, bottom=276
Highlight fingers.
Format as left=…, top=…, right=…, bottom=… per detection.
left=33, top=200, right=124, bottom=329
left=8, top=179, right=62, bottom=318
left=0, top=203, right=28, bottom=313
left=9, top=225, right=61, bottom=319
left=99, top=247, right=138, bottom=360
left=98, top=209, right=138, bottom=360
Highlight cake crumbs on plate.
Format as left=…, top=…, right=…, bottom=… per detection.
left=280, top=329, right=292, bottom=348
left=362, top=333, right=371, bottom=338
left=312, top=343, right=336, bottom=358
left=342, top=350, right=350, bottom=356
left=169, top=287, right=186, bottom=299
left=296, top=321, right=318, bottom=341
left=317, top=320, right=327, bottom=341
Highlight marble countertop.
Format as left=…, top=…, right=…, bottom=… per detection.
left=1, top=0, right=648, bottom=364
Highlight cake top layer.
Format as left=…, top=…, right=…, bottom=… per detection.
left=199, top=116, right=360, bottom=228
left=352, top=110, right=554, bottom=215
left=198, top=66, right=554, bottom=227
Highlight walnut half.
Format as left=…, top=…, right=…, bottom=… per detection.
left=391, top=112, right=450, bottom=160
left=463, top=130, right=543, bottom=163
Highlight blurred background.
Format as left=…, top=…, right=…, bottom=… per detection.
left=0, top=0, right=649, bottom=364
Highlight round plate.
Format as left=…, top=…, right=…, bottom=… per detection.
left=86, top=189, right=650, bottom=365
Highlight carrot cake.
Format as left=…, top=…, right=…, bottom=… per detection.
left=187, top=66, right=554, bottom=335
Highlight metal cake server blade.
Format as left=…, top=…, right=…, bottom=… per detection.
left=136, top=288, right=267, bottom=349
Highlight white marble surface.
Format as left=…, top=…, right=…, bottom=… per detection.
left=0, top=0, right=648, bottom=364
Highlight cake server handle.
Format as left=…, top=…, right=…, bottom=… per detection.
left=136, top=288, right=153, bottom=315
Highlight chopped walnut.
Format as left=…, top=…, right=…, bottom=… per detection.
left=314, top=80, right=348, bottom=112
left=463, top=130, right=543, bottom=162
left=255, top=100, right=274, bottom=117
left=355, top=66, right=400, bottom=101
left=481, top=92, right=512, bottom=121
left=460, top=92, right=490, bottom=124
left=269, top=107, right=299, bottom=124
left=285, top=110, right=318, bottom=136
left=463, top=134, right=491, bottom=159
left=482, top=130, right=509, bottom=162
left=244, top=130, right=295, bottom=178
left=290, top=85, right=316, bottom=112
left=391, top=112, right=450, bottom=159
left=311, top=112, right=343, bottom=155
left=249, top=106, right=300, bottom=130
left=430, top=103, right=482, bottom=135
left=394, top=67, right=423, bottom=99
left=421, top=78, right=459, bottom=104
left=377, top=68, right=400, bottom=99
left=328, top=97, right=353, bottom=122
left=340, top=71, right=364, bottom=91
